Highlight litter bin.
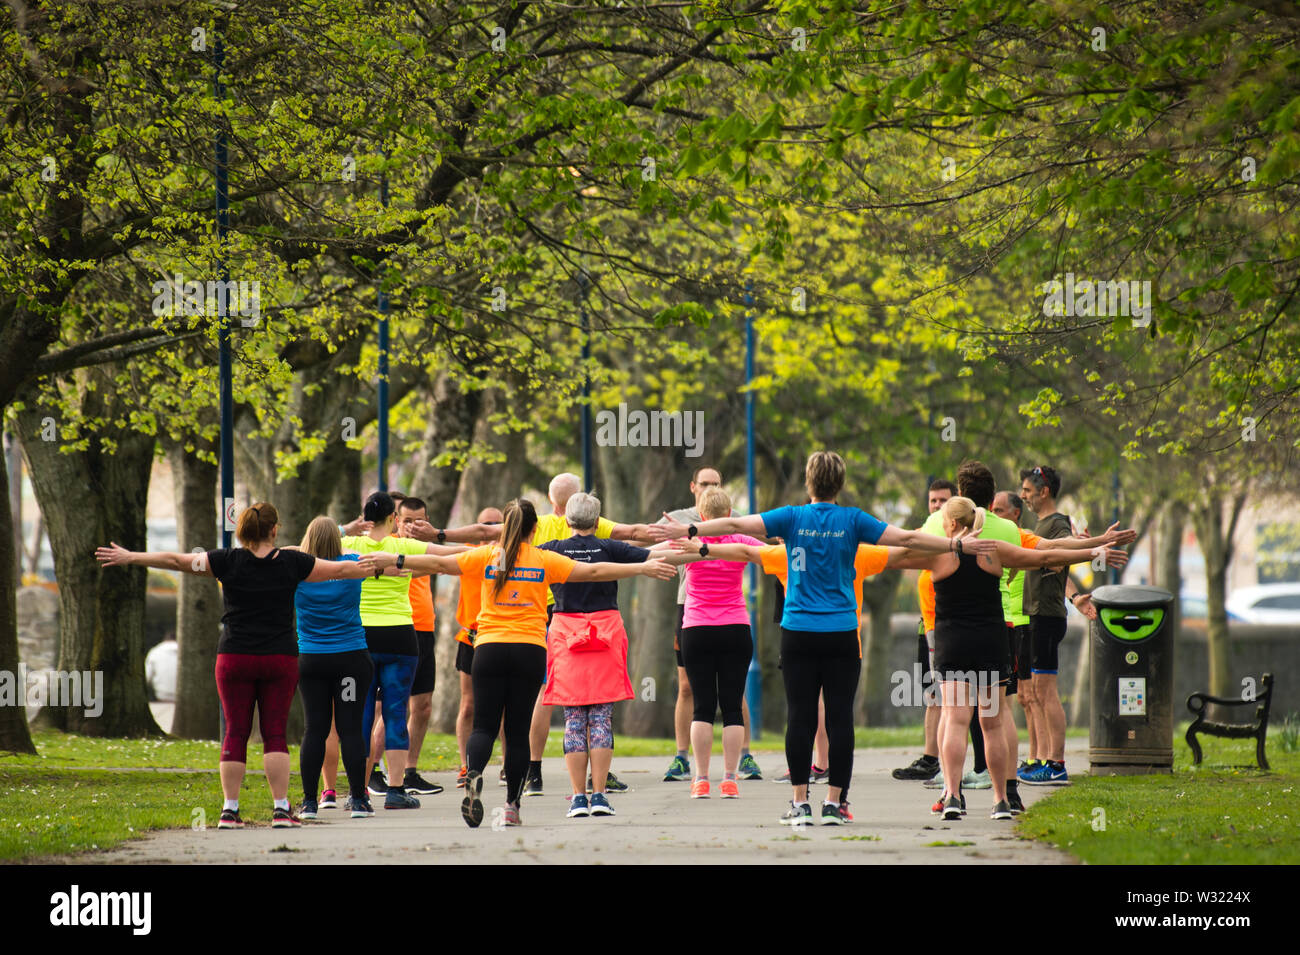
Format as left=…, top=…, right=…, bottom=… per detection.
left=1089, top=584, right=1175, bottom=775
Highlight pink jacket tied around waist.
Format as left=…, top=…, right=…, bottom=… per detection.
left=544, top=608, right=633, bottom=706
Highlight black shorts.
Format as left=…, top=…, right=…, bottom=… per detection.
left=1013, top=625, right=1033, bottom=682
left=1030, top=615, right=1068, bottom=674
left=455, top=640, right=475, bottom=675
left=410, top=629, right=436, bottom=695
left=1003, top=625, right=1017, bottom=697
left=916, top=630, right=935, bottom=692
left=675, top=603, right=686, bottom=668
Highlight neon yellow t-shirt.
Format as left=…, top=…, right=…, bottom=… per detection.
left=341, top=535, right=430, bottom=626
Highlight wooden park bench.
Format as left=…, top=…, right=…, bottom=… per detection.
left=1185, top=672, right=1275, bottom=770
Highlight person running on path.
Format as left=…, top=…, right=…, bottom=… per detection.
left=95, top=502, right=379, bottom=828
left=659, top=466, right=762, bottom=783
left=364, top=498, right=677, bottom=827
left=540, top=491, right=654, bottom=818
left=651, top=451, right=1001, bottom=826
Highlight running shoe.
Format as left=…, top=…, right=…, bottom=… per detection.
left=404, top=770, right=443, bottom=795
left=1016, top=760, right=1043, bottom=783
left=299, top=798, right=319, bottom=820
left=456, top=766, right=468, bottom=788
left=810, top=764, right=830, bottom=783
left=837, top=801, right=854, bottom=824
left=820, top=802, right=842, bottom=825
left=719, top=778, right=740, bottom=798
left=963, top=769, right=992, bottom=790
left=930, top=793, right=967, bottom=816
left=272, top=806, right=302, bottom=828
left=384, top=789, right=421, bottom=810
left=990, top=800, right=1013, bottom=820
left=217, top=808, right=243, bottom=829
left=690, top=778, right=710, bottom=798
left=779, top=801, right=813, bottom=826
left=1008, top=790, right=1026, bottom=814
left=521, top=773, right=544, bottom=797
left=319, top=789, right=338, bottom=809
left=589, top=793, right=615, bottom=816
left=892, top=756, right=940, bottom=781
left=346, top=796, right=375, bottom=818
left=503, top=804, right=522, bottom=826
left=1043, top=762, right=1070, bottom=785
left=663, top=755, right=691, bottom=781
left=738, top=754, right=763, bottom=780
left=567, top=794, right=591, bottom=818
left=942, top=794, right=963, bottom=821
left=367, top=767, right=387, bottom=796
left=923, top=771, right=946, bottom=790
left=1019, top=762, right=1054, bottom=786
left=775, top=768, right=792, bottom=783
left=589, top=772, right=629, bottom=793
left=461, top=770, right=484, bottom=828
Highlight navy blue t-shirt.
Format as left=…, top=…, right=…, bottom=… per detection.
left=541, top=535, right=649, bottom=613
left=760, top=503, right=887, bottom=631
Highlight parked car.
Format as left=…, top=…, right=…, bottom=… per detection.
left=1225, top=584, right=1300, bottom=625
left=1178, top=593, right=1243, bottom=621
left=145, top=638, right=178, bottom=702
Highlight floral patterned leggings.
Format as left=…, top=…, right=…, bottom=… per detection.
left=563, top=703, right=614, bottom=753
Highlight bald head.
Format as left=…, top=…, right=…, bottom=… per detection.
left=548, top=472, right=582, bottom=514
left=477, top=506, right=503, bottom=524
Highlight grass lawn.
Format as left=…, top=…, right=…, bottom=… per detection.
left=1017, top=727, right=1300, bottom=864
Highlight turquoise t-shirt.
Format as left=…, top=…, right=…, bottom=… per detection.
left=295, top=553, right=367, bottom=653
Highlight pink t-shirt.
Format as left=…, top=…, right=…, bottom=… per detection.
left=682, top=535, right=764, bottom=628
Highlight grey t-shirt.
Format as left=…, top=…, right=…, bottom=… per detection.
left=658, top=506, right=700, bottom=604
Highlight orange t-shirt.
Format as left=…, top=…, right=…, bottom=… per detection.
left=409, top=574, right=435, bottom=632
left=758, top=543, right=888, bottom=650
left=919, top=570, right=936, bottom=633
left=454, top=573, right=481, bottom=646
left=456, top=543, right=575, bottom=647
left=1020, top=530, right=1041, bottom=549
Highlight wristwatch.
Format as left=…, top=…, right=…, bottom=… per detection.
left=699, top=541, right=710, bottom=557
left=397, top=554, right=406, bottom=569
left=687, top=524, right=698, bottom=539
left=955, top=538, right=964, bottom=555
left=437, top=529, right=447, bottom=544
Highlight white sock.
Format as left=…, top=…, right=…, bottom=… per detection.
left=273, top=797, right=290, bottom=811
left=824, top=799, right=839, bottom=808
left=793, top=800, right=810, bottom=808
left=223, top=799, right=239, bottom=812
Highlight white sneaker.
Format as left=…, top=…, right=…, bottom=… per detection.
left=963, top=770, right=992, bottom=790
left=922, top=771, right=945, bottom=790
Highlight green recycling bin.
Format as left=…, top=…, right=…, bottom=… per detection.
left=1089, top=584, right=1176, bottom=775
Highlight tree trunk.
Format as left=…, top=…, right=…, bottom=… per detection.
left=1190, top=491, right=1245, bottom=701
left=858, top=568, right=901, bottom=725
left=16, top=399, right=163, bottom=737
left=165, top=441, right=223, bottom=739
left=0, top=441, right=36, bottom=752
left=5, top=431, right=20, bottom=588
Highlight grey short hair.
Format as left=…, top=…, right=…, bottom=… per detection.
left=564, top=491, right=602, bottom=531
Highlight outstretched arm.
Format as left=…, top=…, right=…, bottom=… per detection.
left=95, top=544, right=213, bottom=577
left=646, top=513, right=768, bottom=541
left=997, top=541, right=1128, bottom=570
left=876, top=526, right=999, bottom=556
left=669, top=538, right=764, bottom=565
left=305, top=557, right=381, bottom=583
left=567, top=558, right=678, bottom=582
left=367, top=552, right=464, bottom=576
left=1036, top=521, right=1136, bottom=550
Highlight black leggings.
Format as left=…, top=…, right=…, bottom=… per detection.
left=680, top=624, right=752, bottom=727
left=781, top=628, right=860, bottom=791
left=468, top=642, right=546, bottom=804
left=298, top=649, right=374, bottom=801
left=969, top=708, right=987, bottom=774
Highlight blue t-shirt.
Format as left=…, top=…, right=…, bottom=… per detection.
left=295, top=553, right=367, bottom=653
left=760, top=503, right=887, bottom=631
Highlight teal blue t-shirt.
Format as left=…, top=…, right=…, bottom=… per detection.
left=295, top=553, right=366, bottom=653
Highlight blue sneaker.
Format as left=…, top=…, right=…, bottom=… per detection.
left=589, top=793, right=615, bottom=816
left=1016, top=760, right=1042, bottom=783
left=567, top=793, right=591, bottom=818
left=738, top=754, right=762, bottom=780
left=1043, top=762, right=1070, bottom=785
left=663, top=755, right=691, bottom=781
left=1019, top=762, right=1054, bottom=786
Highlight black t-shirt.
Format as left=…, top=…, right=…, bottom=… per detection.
left=207, top=547, right=316, bottom=655
left=540, top=535, right=649, bottom=614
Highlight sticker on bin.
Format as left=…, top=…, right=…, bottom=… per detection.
left=1118, top=677, right=1146, bottom=716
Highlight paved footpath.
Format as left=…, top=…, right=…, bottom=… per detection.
left=88, top=741, right=1083, bottom=865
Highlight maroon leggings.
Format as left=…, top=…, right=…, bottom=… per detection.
left=215, top=653, right=299, bottom=762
